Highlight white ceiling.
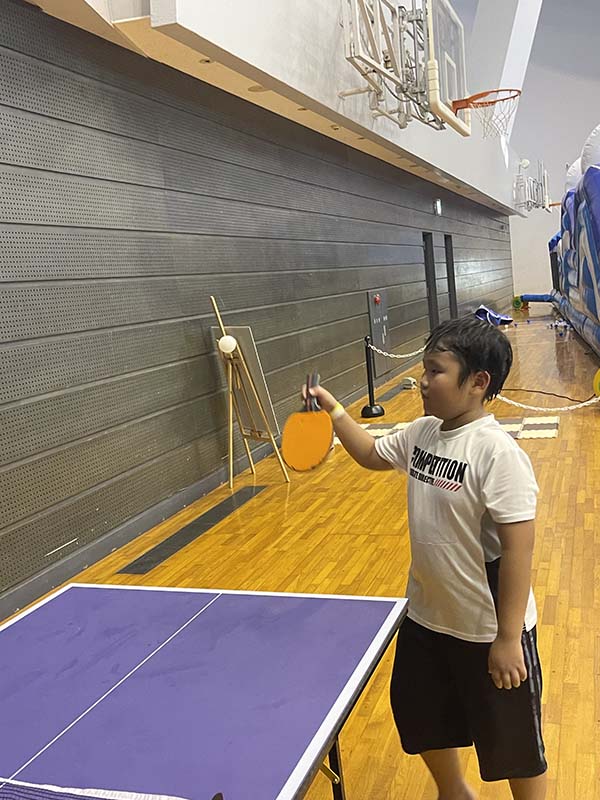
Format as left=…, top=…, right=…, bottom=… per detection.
left=530, top=0, right=600, bottom=80
left=451, top=0, right=599, bottom=81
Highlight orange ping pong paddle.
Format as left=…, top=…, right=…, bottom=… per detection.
left=281, top=371, right=334, bottom=471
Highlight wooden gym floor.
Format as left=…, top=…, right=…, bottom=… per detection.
left=12, top=308, right=600, bottom=799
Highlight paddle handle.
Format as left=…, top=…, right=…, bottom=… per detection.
left=306, top=371, right=321, bottom=412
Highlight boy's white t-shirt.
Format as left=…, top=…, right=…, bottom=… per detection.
left=375, top=414, right=539, bottom=643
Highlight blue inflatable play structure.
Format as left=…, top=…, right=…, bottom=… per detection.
left=550, top=163, right=600, bottom=357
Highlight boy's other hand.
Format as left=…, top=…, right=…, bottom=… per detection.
left=488, top=636, right=527, bottom=689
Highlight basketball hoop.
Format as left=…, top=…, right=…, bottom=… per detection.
left=452, top=89, right=521, bottom=138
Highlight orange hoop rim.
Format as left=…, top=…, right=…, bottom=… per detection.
left=452, top=88, right=521, bottom=114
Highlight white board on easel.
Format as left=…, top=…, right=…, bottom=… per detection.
left=211, top=325, right=279, bottom=439
left=210, top=296, right=289, bottom=489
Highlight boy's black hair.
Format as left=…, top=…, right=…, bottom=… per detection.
left=424, top=316, right=513, bottom=400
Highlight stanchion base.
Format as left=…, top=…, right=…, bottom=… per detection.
left=361, top=404, right=385, bottom=418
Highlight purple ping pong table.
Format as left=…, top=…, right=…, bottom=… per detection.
left=0, top=584, right=407, bottom=800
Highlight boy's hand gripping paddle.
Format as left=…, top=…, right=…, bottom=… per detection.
left=281, top=371, right=334, bottom=471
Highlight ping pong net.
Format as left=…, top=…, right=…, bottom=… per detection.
left=0, top=781, right=223, bottom=800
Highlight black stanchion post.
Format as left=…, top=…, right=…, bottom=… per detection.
left=361, top=336, right=385, bottom=418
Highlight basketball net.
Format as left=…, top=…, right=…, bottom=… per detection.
left=452, top=89, right=521, bottom=139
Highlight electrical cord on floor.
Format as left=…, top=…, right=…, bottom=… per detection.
left=501, top=388, right=595, bottom=403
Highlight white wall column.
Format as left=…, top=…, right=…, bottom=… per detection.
left=469, top=0, right=543, bottom=139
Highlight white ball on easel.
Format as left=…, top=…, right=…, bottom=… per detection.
left=218, top=335, right=238, bottom=354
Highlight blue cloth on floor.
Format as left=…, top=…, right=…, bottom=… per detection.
left=474, top=305, right=513, bottom=326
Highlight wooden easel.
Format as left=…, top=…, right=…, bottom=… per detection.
left=211, top=297, right=289, bottom=489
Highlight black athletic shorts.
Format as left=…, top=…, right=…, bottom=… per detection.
left=390, top=570, right=547, bottom=781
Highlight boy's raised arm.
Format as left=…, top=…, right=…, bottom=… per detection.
left=307, top=385, right=393, bottom=471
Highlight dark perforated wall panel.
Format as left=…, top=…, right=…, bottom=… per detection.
left=0, top=0, right=514, bottom=594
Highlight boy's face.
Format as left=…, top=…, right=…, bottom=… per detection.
left=420, top=348, right=487, bottom=420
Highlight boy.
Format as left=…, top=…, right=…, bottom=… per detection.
left=308, top=317, right=547, bottom=800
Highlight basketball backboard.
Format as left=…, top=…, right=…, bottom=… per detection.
left=514, top=160, right=551, bottom=213
left=426, top=0, right=471, bottom=134
left=341, top=0, right=471, bottom=136
left=428, top=0, right=467, bottom=110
